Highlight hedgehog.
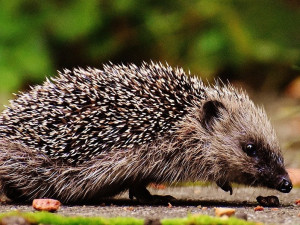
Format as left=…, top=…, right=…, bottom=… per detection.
left=0, top=62, right=292, bottom=204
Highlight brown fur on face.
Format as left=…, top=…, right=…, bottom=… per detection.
left=175, top=85, right=290, bottom=192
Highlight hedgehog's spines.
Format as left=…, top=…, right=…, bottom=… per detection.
left=0, top=62, right=276, bottom=166
left=0, top=62, right=208, bottom=164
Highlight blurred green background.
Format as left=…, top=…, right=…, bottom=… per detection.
left=0, top=0, right=299, bottom=102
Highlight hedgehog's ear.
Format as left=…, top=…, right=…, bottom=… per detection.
left=201, top=100, right=226, bottom=131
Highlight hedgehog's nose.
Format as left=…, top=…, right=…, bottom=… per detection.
left=278, top=177, right=293, bottom=193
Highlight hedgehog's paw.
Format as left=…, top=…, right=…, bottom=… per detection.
left=129, top=186, right=175, bottom=205
left=216, top=180, right=233, bottom=195
left=150, top=194, right=176, bottom=204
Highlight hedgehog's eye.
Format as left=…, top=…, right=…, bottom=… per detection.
left=243, top=143, right=257, bottom=157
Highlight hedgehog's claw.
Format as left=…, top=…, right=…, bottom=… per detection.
left=216, top=180, right=233, bottom=195
left=129, top=186, right=175, bottom=204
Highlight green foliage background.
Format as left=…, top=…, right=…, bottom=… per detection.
left=0, top=0, right=299, bottom=97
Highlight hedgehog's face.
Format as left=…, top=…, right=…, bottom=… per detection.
left=199, top=98, right=292, bottom=194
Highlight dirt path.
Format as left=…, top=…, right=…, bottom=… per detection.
left=1, top=186, right=299, bottom=225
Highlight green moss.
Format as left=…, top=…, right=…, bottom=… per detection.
left=0, top=211, right=144, bottom=225
left=162, top=214, right=259, bottom=225
left=0, top=211, right=260, bottom=225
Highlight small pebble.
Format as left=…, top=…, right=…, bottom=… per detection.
left=215, top=208, right=236, bottom=217
left=124, top=207, right=134, bottom=211
left=254, top=205, right=264, bottom=211
left=32, top=198, right=61, bottom=212
left=256, top=196, right=280, bottom=207
left=235, top=212, right=248, bottom=221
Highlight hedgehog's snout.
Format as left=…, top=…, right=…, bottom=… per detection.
left=258, top=167, right=292, bottom=193
left=277, top=176, right=292, bottom=193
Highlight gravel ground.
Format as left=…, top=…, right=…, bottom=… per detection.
left=1, top=186, right=299, bottom=225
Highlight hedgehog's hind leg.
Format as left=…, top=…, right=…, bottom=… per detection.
left=129, top=185, right=175, bottom=204
left=0, top=139, right=57, bottom=202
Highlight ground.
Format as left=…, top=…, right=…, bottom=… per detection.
left=1, top=186, right=300, bottom=224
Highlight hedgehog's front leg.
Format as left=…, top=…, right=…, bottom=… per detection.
left=216, top=180, right=233, bottom=195
left=129, top=185, right=175, bottom=204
